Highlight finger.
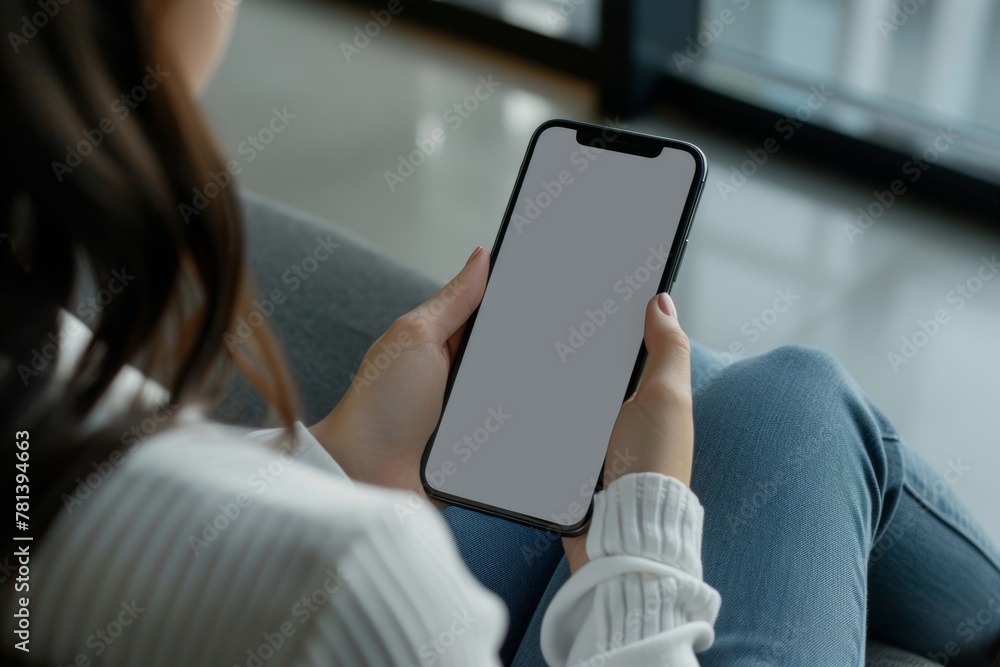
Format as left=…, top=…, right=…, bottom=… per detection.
left=445, top=323, right=465, bottom=360
left=635, top=293, right=692, bottom=401
left=412, top=246, right=489, bottom=341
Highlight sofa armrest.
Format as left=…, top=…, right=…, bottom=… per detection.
left=214, top=190, right=439, bottom=426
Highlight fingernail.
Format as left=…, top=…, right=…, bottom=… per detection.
left=657, top=293, right=677, bottom=318
left=466, top=246, right=482, bottom=265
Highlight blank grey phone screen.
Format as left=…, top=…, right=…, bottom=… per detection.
left=424, top=125, right=698, bottom=529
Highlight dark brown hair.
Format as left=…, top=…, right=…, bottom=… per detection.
left=0, top=0, right=299, bottom=625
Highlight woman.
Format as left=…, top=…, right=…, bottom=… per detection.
left=1, top=0, right=998, bottom=665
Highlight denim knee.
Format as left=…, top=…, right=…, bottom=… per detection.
left=758, top=345, right=896, bottom=448
left=694, top=345, right=895, bottom=500
left=759, top=344, right=849, bottom=389
left=697, top=344, right=857, bottom=420
left=703, top=344, right=896, bottom=541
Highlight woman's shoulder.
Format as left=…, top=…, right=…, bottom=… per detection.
left=73, top=415, right=424, bottom=551
left=18, top=417, right=476, bottom=666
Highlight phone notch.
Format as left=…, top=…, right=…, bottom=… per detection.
left=575, top=127, right=663, bottom=159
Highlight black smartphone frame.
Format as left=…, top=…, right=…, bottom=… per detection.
left=419, top=118, right=707, bottom=535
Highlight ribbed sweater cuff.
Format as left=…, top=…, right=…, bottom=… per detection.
left=586, top=473, right=705, bottom=578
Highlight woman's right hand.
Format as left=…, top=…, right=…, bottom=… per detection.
left=562, top=293, right=695, bottom=573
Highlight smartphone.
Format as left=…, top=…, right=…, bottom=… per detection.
left=420, top=119, right=706, bottom=534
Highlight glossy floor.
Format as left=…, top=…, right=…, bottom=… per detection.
left=203, top=0, right=1000, bottom=542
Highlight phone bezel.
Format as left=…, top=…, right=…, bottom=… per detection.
left=419, top=118, right=708, bottom=535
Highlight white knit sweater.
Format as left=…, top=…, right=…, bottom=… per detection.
left=6, top=318, right=721, bottom=665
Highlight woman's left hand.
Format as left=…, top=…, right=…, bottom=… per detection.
left=309, top=247, right=489, bottom=499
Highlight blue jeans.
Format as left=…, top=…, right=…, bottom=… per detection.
left=444, top=344, right=1000, bottom=666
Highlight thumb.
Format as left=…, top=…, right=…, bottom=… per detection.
left=412, top=246, right=489, bottom=340
left=635, top=293, right=692, bottom=403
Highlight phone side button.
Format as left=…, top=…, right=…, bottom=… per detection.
left=670, top=239, right=690, bottom=290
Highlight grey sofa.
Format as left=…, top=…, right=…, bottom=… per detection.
left=222, top=190, right=939, bottom=667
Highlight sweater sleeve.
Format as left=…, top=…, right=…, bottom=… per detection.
left=17, top=421, right=509, bottom=667
left=246, top=421, right=351, bottom=482
left=241, top=425, right=511, bottom=665
left=290, top=491, right=509, bottom=666
left=540, top=473, right=721, bottom=666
